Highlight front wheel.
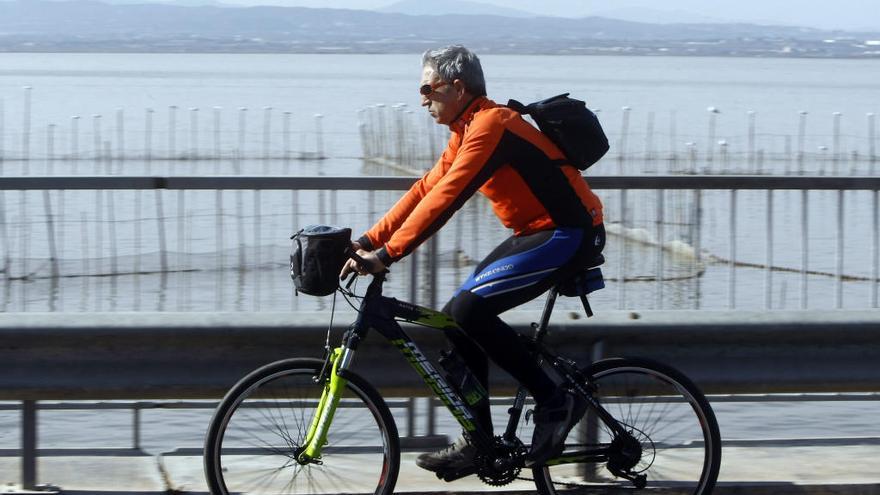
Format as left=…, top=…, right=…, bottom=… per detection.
left=204, top=357, right=400, bottom=495
left=533, top=357, right=721, bottom=494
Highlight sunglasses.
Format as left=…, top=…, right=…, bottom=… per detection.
left=419, top=81, right=450, bottom=97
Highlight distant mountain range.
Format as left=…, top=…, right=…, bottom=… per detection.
left=377, top=0, right=538, bottom=18
left=0, top=0, right=878, bottom=57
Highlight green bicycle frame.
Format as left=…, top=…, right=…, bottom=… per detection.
left=299, top=347, right=348, bottom=461
left=297, top=270, right=622, bottom=467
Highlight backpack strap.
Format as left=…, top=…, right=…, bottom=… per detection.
left=506, top=99, right=528, bottom=114
left=508, top=98, right=568, bottom=167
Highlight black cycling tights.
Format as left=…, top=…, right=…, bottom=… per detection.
left=441, top=224, right=605, bottom=433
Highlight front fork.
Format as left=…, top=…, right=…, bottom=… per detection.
left=298, top=346, right=353, bottom=463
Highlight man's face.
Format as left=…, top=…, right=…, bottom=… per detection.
left=420, top=66, right=468, bottom=126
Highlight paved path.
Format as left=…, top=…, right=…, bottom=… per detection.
left=0, top=443, right=878, bottom=493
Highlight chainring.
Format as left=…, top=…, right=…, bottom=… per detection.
left=476, top=436, right=527, bottom=487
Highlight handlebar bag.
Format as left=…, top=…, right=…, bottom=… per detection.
left=290, top=225, right=352, bottom=296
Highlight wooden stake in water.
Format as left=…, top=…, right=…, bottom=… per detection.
left=765, top=189, right=774, bottom=309
left=105, top=141, right=118, bottom=276
left=168, top=105, right=178, bottom=161
left=706, top=107, right=720, bottom=168
left=237, top=107, right=247, bottom=162
left=686, top=142, right=697, bottom=174
left=821, top=145, right=831, bottom=175
left=801, top=189, right=809, bottom=309
left=213, top=107, right=222, bottom=166
left=47, top=124, right=55, bottom=175
left=253, top=191, right=261, bottom=311
left=190, top=107, right=199, bottom=163
left=644, top=111, right=655, bottom=173
left=212, top=106, right=224, bottom=281
left=315, top=114, right=324, bottom=159
left=668, top=110, right=678, bottom=173
left=0, top=97, right=5, bottom=162
left=719, top=140, right=729, bottom=174
left=81, top=212, right=90, bottom=300
left=375, top=104, right=386, bottom=160
left=836, top=189, right=845, bottom=308
left=693, top=189, right=703, bottom=309
left=617, top=189, right=628, bottom=309
left=44, top=127, right=59, bottom=278
left=22, top=87, right=32, bottom=165
left=618, top=107, right=631, bottom=175
left=70, top=115, right=80, bottom=173
left=262, top=106, right=272, bottom=168
left=873, top=190, right=879, bottom=308
left=728, top=189, right=737, bottom=309
left=20, top=89, right=34, bottom=280
left=833, top=112, right=842, bottom=175
left=797, top=111, right=808, bottom=174
left=116, top=108, right=124, bottom=167
left=655, top=189, right=665, bottom=309
left=283, top=111, right=292, bottom=166
left=92, top=115, right=102, bottom=174
left=868, top=113, right=876, bottom=174
left=747, top=110, right=756, bottom=174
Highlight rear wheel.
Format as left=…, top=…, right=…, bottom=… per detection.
left=204, top=357, right=400, bottom=495
left=533, top=357, right=721, bottom=494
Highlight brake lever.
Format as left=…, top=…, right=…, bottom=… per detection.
left=344, top=271, right=358, bottom=291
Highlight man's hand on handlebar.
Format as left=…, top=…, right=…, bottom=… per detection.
left=340, top=241, right=387, bottom=280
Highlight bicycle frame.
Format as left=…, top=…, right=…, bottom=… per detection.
left=299, top=272, right=628, bottom=469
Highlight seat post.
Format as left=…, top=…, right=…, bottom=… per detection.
left=533, top=287, right=559, bottom=347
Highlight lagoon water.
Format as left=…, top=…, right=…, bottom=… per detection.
left=2, top=53, right=880, bottom=161
left=0, top=53, right=879, bottom=312
left=0, top=53, right=878, bottom=477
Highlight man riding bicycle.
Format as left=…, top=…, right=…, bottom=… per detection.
left=340, top=45, right=605, bottom=471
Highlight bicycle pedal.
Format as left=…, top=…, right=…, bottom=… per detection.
left=436, top=465, right=477, bottom=482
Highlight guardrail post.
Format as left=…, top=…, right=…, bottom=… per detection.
left=579, top=340, right=606, bottom=481
left=22, top=400, right=37, bottom=490
left=133, top=402, right=141, bottom=450
left=426, top=397, right=437, bottom=437
left=406, top=397, right=416, bottom=438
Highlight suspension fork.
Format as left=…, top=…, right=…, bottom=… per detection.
left=298, top=346, right=353, bottom=462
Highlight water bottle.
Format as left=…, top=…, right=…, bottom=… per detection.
left=438, top=350, right=489, bottom=409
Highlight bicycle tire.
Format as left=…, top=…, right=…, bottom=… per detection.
left=204, top=357, right=400, bottom=495
left=532, top=356, right=721, bottom=495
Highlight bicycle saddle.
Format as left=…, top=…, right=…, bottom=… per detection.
left=556, top=254, right=605, bottom=297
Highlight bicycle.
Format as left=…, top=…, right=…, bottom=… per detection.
left=204, top=248, right=722, bottom=494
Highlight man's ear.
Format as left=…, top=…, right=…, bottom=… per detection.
left=452, top=79, right=468, bottom=100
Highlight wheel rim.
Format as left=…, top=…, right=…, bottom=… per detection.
left=537, top=364, right=717, bottom=494
left=210, top=366, right=394, bottom=495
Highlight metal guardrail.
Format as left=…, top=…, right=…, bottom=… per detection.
left=2, top=174, right=878, bottom=312
left=2, top=310, right=880, bottom=489
left=2, top=309, right=880, bottom=489
left=1, top=174, right=880, bottom=190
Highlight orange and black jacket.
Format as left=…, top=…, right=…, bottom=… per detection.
left=358, top=97, right=604, bottom=266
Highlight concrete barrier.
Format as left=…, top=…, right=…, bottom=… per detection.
left=1, top=310, right=879, bottom=400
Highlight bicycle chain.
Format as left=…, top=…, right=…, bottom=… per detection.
left=514, top=473, right=594, bottom=489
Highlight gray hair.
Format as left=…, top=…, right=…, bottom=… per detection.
left=422, top=45, right=487, bottom=97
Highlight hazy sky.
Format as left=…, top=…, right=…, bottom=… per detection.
left=197, top=0, right=880, bottom=31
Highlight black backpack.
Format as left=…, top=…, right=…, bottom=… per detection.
left=507, top=93, right=609, bottom=170
left=290, top=225, right=352, bottom=296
